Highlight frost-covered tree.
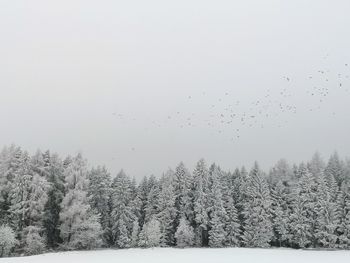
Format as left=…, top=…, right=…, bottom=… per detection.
left=7, top=150, right=49, bottom=249
left=175, top=217, right=195, bottom=248
left=30, top=150, right=48, bottom=178
left=23, top=225, right=46, bottom=255
left=43, top=153, right=65, bottom=248
left=8, top=151, right=32, bottom=235
left=135, top=176, right=149, bottom=228
left=157, top=171, right=177, bottom=246
left=131, top=219, right=140, bottom=247
left=314, top=174, right=338, bottom=248
left=88, top=166, right=112, bottom=246
left=220, top=171, right=241, bottom=247
left=270, top=181, right=290, bottom=247
left=223, top=196, right=241, bottom=246
left=27, top=174, right=49, bottom=226
left=111, top=170, right=134, bottom=248
left=268, top=159, right=293, bottom=185
left=325, top=152, right=345, bottom=187
left=231, top=167, right=248, bottom=228
left=173, top=162, right=194, bottom=224
left=68, top=213, right=103, bottom=250
left=336, top=183, right=350, bottom=248
left=138, top=217, right=161, bottom=248
left=193, top=159, right=210, bottom=246
left=59, top=154, right=102, bottom=250
left=289, top=164, right=317, bottom=248
left=144, top=176, right=160, bottom=224
left=208, top=165, right=227, bottom=247
left=0, top=145, right=24, bottom=226
left=242, top=162, right=273, bottom=248
left=0, top=225, right=16, bottom=257
left=308, top=152, right=325, bottom=178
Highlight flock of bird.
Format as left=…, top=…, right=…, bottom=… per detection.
left=112, top=60, right=349, bottom=149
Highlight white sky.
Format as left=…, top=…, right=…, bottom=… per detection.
left=1, top=0, right=350, bottom=178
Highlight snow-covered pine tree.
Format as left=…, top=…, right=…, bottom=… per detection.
left=8, top=152, right=35, bottom=236
left=314, top=174, right=338, bottom=248
left=144, top=176, right=160, bottom=224
left=157, top=170, right=177, bottom=247
left=5, top=149, right=50, bottom=251
left=325, top=152, right=345, bottom=187
left=28, top=174, right=49, bottom=226
left=335, top=182, right=350, bottom=248
left=42, top=153, right=65, bottom=249
left=231, top=167, right=248, bottom=228
left=270, top=180, right=290, bottom=247
left=138, top=217, right=161, bottom=248
left=135, top=176, right=149, bottom=228
left=192, top=159, right=210, bottom=246
left=268, top=159, right=292, bottom=186
left=208, top=164, right=227, bottom=247
left=242, top=162, right=273, bottom=248
left=173, top=162, right=194, bottom=224
left=111, top=170, right=134, bottom=248
left=175, top=217, right=195, bottom=248
left=23, top=225, right=45, bottom=255
left=345, top=160, right=350, bottom=185
left=116, top=216, right=131, bottom=248
left=30, top=149, right=48, bottom=178
left=0, top=145, right=23, bottom=226
left=308, top=152, right=326, bottom=179
left=0, top=225, right=17, bottom=257
left=220, top=170, right=241, bottom=247
left=88, top=166, right=112, bottom=246
left=131, top=219, right=140, bottom=247
left=289, top=164, right=317, bottom=248
left=59, top=153, right=102, bottom=250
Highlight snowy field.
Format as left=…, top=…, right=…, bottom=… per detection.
left=1, top=248, right=350, bottom=263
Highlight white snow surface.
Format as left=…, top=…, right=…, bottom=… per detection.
left=1, top=248, right=350, bottom=263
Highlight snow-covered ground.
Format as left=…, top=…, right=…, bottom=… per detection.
left=1, top=248, right=350, bottom=263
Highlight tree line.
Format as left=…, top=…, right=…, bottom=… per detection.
left=0, top=144, right=350, bottom=257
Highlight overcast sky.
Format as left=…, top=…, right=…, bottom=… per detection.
left=1, top=0, right=350, bottom=178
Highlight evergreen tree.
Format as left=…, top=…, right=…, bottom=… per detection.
left=173, top=162, right=194, bottom=224
left=8, top=150, right=49, bottom=248
left=111, top=170, right=134, bottom=248
left=23, top=225, right=46, bottom=255
left=88, top=166, right=112, bottom=246
left=231, top=167, right=248, bottom=228
left=325, top=152, right=345, bottom=187
left=208, top=165, right=227, bottom=247
left=131, top=219, right=140, bottom=247
left=220, top=171, right=241, bottom=246
left=144, top=176, right=160, bottom=223
left=242, top=162, right=273, bottom=248
left=314, top=174, right=338, bottom=248
left=0, top=225, right=17, bottom=257
left=192, top=159, right=210, bottom=246
left=0, top=145, right=24, bottom=226
left=308, top=152, right=325, bottom=178
left=138, top=217, right=161, bottom=248
left=335, top=182, right=350, bottom=248
left=268, top=159, right=292, bottom=185
left=8, top=151, right=32, bottom=236
left=157, top=172, right=177, bottom=247
left=135, top=176, right=149, bottom=228
left=42, top=153, right=65, bottom=248
left=59, top=154, right=102, bottom=249
left=270, top=181, right=290, bottom=247
left=289, top=164, right=317, bottom=248
left=175, top=217, right=195, bottom=248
